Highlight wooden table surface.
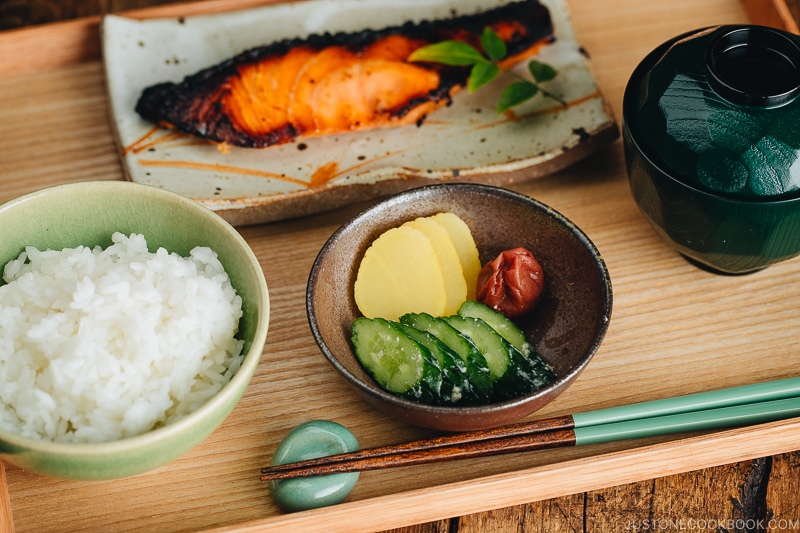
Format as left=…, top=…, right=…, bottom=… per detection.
left=2, top=0, right=800, bottom=532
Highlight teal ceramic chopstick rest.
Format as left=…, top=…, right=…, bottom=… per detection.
left=268, top=420, right=360, bottom=512
left=623, top=25, right=800, bottom=273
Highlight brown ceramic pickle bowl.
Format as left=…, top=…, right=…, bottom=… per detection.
left=306, top=183, right=612, bottom=432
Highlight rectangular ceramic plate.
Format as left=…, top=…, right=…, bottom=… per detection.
left=102, top=0, right=617, bottom=225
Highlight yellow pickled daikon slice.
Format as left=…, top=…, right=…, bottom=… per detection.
left=430, top=212, right=481, bottom=301
left=402, top=216, right=467, bottom=315
left=354, top=225, right=448, bottom=320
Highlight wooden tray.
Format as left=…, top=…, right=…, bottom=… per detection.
left=3, top=0, right=800, bottom=532
left=741, top=0, right=799, bottom=33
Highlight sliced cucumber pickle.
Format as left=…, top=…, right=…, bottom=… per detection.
left=443, top=315, right=512, bottom=382
left=444, top=315, right=555, bottom=402
left=353, top=303, right=558, bottom=407
left=399, top=312, right=492, bottom=403
left=457, top=300, right=533, bottom=356
left=493, top=344, right=554, bottom=401
left=457, top=301, right=556, bottom=398
left=523, top=350, right=557, bottom=389
left=351, top=317, right=442, bottom=404
left=396, top=322, right=480, bottom=405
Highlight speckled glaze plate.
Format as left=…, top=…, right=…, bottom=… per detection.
left=102, top=0, right=618, bottom=226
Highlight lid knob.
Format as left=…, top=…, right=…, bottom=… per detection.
left=705, top=25, right=800, bottom=107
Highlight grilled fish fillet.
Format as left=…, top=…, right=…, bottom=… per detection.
left=135, top=0, right=553, bottom=148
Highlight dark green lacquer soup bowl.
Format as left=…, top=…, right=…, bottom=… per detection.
left=623, top=24, right=800, bottom=274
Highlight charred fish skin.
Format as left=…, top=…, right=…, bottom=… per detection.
left=135, top=0, right=553, bottom=148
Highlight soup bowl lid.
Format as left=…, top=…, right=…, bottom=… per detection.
left=624, top=24, right=800, bottom=201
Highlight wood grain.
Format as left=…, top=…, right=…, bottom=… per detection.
left=742, top=0, right=799, bottom=33
left=2, top=0, right=800, bottom=532
left=0, top=463, right=12, bottom=533
left=451, top=453, right=800, bottom=532
left=0, top=0, right=291, bottom=74
left=0, top=0, right=245, bottom=30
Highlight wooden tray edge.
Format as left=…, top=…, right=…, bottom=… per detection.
left=200, top=418, right=800, bottom=533
left=0, top=462, right=13, bottom=533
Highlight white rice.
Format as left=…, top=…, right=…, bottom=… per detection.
left=0, top=232, right=245, bottom=443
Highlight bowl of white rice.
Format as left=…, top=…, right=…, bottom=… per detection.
left=0, top=180, right=270, bottom=480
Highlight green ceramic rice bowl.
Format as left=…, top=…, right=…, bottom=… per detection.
left=0, top=181, right=270, bottom=480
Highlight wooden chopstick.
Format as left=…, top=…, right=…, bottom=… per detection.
left=261, top=426, right=577, bottom=480
left=261, top=377, right=800, bottom=481
left=260, top=415, right=576, bottom=480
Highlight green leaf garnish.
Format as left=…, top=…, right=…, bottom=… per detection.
left=497, top=82, right=539, bottom=113
left=481, top=27, right=507, bottom=62
left=468, top=62, right=500, bottom=93
left=408, top=27, right=564, bottom=112
left=407, top=41, right=488, bottom=66
left=528, top=60, right=557, bottom=83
